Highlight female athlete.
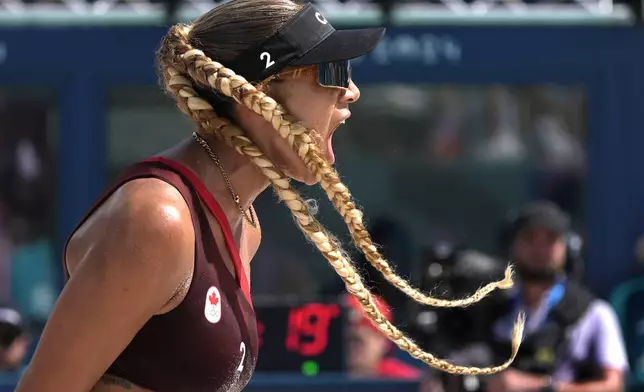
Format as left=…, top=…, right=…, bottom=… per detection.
left=15, top=1, right=524, bottom=391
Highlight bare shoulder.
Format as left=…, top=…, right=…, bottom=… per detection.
left=16, top=178, right=196, bottom=392
left=66, top=177, right=195, bottom=311
left=68, top=178, right=192, bottom=268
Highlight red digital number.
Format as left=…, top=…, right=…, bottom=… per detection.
left=285, top=303, right=341, bottom=357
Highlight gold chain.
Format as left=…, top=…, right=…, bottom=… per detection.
left=191, top=132, right=257, bottom=228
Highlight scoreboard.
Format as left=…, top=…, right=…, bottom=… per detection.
left=254, top=301, right=346, bottom=374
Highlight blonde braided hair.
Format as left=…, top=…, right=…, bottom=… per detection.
left=157, top=22, right=524, bottom=375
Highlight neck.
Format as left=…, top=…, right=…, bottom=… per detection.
left=521, top=281, right=555, bottom=309
left=184, top=133, right=270, bottom=229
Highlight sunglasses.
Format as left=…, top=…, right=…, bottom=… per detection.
left=262, top=60, right=352, bottom=89
left=317, top=60, right=352, bottom=89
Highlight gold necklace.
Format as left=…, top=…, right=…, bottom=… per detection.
left=191, top=132, right=257, bottom=228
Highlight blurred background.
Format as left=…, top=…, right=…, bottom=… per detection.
left=2, top=0, right=644, bottom=391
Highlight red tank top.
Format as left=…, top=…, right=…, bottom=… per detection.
left=63, top=157, right=258, bottom=392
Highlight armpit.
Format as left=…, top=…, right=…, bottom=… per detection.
left=90, top=375, right=154, bottom=392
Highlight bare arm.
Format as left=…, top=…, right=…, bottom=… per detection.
left=15, top=179, right=195, bottom=392
left=558, top=368, right=624, bottom=392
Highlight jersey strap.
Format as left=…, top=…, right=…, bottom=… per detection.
left=143, top=157, right=252, bottom=309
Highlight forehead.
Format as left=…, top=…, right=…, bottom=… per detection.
left=516, top=226, right=564, bottom=240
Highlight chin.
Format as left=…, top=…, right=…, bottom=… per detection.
left=325, top=149, right=335, bottom=164
left=516, top=264, right=561, bottom=283
left=302, top=173, right=320, bottom=186
left=284, top=166, right=319, bottom=186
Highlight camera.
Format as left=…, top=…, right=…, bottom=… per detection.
left=409, top=242, right=507, bottom=392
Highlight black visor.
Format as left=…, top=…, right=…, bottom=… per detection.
left=227, top=3, right=385, bottom=84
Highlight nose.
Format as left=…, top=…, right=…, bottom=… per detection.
left=339, top=80, right=361, bottom=104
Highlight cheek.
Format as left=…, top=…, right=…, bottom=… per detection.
left=279, top=85, right=337, bottom=137
left=308, top=101, right=337, bottom=143
left=553, top=244, right=567, bottom=263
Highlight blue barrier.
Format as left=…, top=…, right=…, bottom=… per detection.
left=0, top=372, right=420, bottom=392
left=247, top=374, right=420, bottom=392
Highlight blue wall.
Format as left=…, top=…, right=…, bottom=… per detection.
left=1, top=25, right=644, bottom=297
left=0, top=372, right=419, bottom=392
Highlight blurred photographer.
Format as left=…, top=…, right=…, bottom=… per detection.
left=412, top=242, right=507, bottom=392
left=0, top=304, right=30, bottom=374
left=485, top=201, right=628, bottom=392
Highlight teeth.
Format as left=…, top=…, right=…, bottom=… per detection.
left=341, top=120, right=346, bottom=124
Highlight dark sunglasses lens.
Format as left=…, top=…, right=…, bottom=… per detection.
left=318, top=60, right=351, bottom=88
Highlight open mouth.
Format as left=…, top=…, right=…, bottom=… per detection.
left=325, top=116, right=350, bottom=164
left=332, top=119, right=346, bottom=133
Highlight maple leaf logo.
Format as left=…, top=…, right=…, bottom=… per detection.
left=209, top=292, right=219, bottom=306
left=204, top=287, right=222, bottom=324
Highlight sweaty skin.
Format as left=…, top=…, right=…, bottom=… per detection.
left=15, top=66, right=355, bottom=392
left=16, top=145, right=262, bottom=392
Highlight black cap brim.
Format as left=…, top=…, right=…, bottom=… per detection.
left=223, top=4, right=386, bottom=83
left=523, top=217, right=569, bottom=236
left=515, top=201, right=570, bottom=236
left=291, top=27, right=386, bottom=66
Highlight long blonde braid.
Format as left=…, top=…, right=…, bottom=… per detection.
left=158, top=24, right=524, bottom=374
left=172, top=28, right=515, bottom=309
left=295, top=140, right=517, bottom=307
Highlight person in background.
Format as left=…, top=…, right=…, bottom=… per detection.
left=0, top=304, right=30, bottom=374
left=8, top=216, right=56, bottom=326
left=344, top=293, right=422, bottom=380
left=485, top=201, right=628, bottom=392
left=0, top=101, right=54, bottom=311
